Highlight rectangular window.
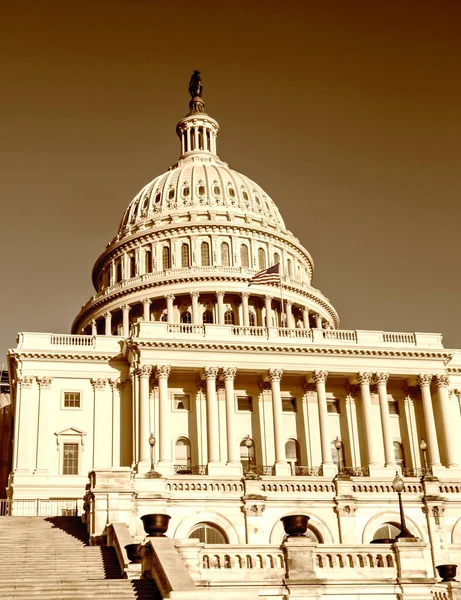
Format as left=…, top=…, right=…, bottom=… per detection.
left=63, top=443, right=79, bottom=475
left=327, top=399, right=340, bottom=414
left=282, top=398, right=297, bottom=413
left=64, top=392, right=81, bottom=408
left=388, top=400, right=399, bottom=415
left=237, top=396, right=253, bottom=412
left=173, top=394, right=190, bottom=411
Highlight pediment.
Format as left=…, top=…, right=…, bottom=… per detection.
left=54, top=426, right=87, bottom=437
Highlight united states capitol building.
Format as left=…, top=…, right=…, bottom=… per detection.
left=6, top=73, right=461, bottom=599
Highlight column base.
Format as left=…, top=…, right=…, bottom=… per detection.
left=207, top=462, right=226, bottom=476
left=225, top=462, right=243, bottom=476
left=321, top=463, right=337, bottom=477
left=368, top=465, right=391, bottom=477
left=274, top=462, right=291, bottom=476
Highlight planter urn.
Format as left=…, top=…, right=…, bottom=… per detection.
left=436, top=564, right=458, bottom=582
left=281, top=514, right=310, bottom=537
left=125, top=543, right=142, bottom=563
left=141, top=513, right=171, bottom=537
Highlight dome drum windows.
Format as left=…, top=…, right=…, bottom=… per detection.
left=240, top=244, right=249, bottom=268
left=181, top=243, right=190, bottom=268
left=258, top=248, right=266, bottom=271
left=201, top=241, right=210, bottom=266
left=162, top=246, right=171, bottom=270
left=221, top=242, right=230, bottom=267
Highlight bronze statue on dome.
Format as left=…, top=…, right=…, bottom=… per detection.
left=189, top=70, right=203, bottom=98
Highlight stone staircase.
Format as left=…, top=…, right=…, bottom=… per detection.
left=0, top=516, right=158, bottom=599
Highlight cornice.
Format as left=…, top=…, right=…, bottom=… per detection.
left=11, top=352, right=126, bottom=363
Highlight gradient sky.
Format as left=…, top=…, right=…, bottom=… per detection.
left=1, top=0, right=461, bottom=362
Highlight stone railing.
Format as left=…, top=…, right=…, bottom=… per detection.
left=50, top=334, right=96, bottom=346
left=341, top=466, right=370, bottom=477
left=314, top=546, right=395, bottom=571
left=166, top=480, right=244, bottom=494
left=260, top=480, right=336, bottom=493
left=291, top=465, right=322, bottom=476
left=199, top=545, right=285, bottom=583
left=167, top=324, right=206, bottom=336
left=403, top=467, right=433, bottom=478
left=173, top=464, right=207, bottom=475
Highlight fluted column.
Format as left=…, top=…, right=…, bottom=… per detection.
left=286, top=300, right=294, bottom=329
left=313, top=371, right=332, bottom=467
left=91, top=378, right=110, bottom=469
left=109, top=379, right=122, bottom=467
left=268, top=368, right=286, bottom=465
left=104, top=311, right=112, bottom=336
left=375, top=373, right=396, bottom=467
left=204, top=367, right=220, bottom=463
left=222, top=367, right=239, bottom=464
left=122, top=304, right=131, bottom=337
left=35, top=377, right=53, bottom=473
left=90, top=320, right=97, bottom=336
left=165, top=294, right=175, bottom=323
left=358, top=372, right=379, bottom=467
left=156, top=366, right=171, bottom=464
left=216, top=291, right=225, bottom=324
left=191, top=291, right=200, bottom=325
left=138, top=366, right=152, bottom=463
left=418, top=374, right=441, bottom=467
left=241, top=292, right=250, bottom=327
left=142, top=298, right=151, bottom=322
left=302, top=307, right=310, bottom=329
left=264, top=295, right=273, bottom=327
left=435, top=375, right=459, bottom=467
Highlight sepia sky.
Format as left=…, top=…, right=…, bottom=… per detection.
left=1, top=0, right=461, bottom=362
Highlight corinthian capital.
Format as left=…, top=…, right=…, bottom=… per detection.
left=121, top=303, right=131, bottom=314
left=221, top=367, right=237, bottom=382
left=435, top=374, right=450, bottom=388
left=165, top=293, right=175, bottom=302
left=91, top=378, right=107, bottom=390
left=138, top=365, right=153, bottom=379
left=313, top=370, right=328, bottom=384
left=142, top=298, right=152, bottom=307
left=37, top=376, right=53, bottom=390
left=357, top=372, right=373, bottom=385
left=190, top=291, right=200, bottom=299
left=241, top=291, right=250, bottom=300
left=103, top=311, right=112, bottom=320
left=18, top=376, right=34, bottom=389
left=156, top=365, right=171, bottom=379
left=268, top=368, right=283, bottom=383
left=216, top=291, right=225, bottom=300
left=418, top=374, right=433, bottom=388
left=374, top=372, right=389, bottom=386
left=203, top=366, right=219, bottom=380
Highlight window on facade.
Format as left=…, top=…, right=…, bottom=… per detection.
left=240, top=438, right=255, bottom=471
left=63, top=443, right=79, bottom=475
left=144, top=249, right=152, bottom=273
left=224, top=310, right=235, bottom=325
left=249, top=312, right=256, bottom=327
left=285, top=439, right=301, bottom=466
left=240, top=245, right=249, bottom=268
left=201, top=242, right=210, bottom=266
left=64, top=392, right=81, bottom=408
left=189, top=523, right=228, bottom=544
left=373, top=522, right=401, bottom=541
left=221, top=242, right=230, bottom=266
left=282, top=398, right=297, bottom=413
left=129, top=255, right=136, bottom=278
left=181, top=311, right=192, bottom=323
left=237, top=396, right=253, bottom=412
left=287, top=259, right=292, bottom=277
left=258, top=248, right=266, bottom=270
left=388, top=400, right=399, bottom=415
left=173, top=394, right=190, bottom=411
left=175, top=437, right=191, bottom=466
left=327, top=399, right=340, bottom=414
left=162, top=246, right=170, bottom=270
left=393, top=441, right=405, bottom=467
left=203, top=310, right=214, bottom=324
left=181, top=243, right=190, bottom=267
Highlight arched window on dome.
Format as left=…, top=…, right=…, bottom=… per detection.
left=224, top=310, right=235, bottom=325
left=287, top=259, right=293, bottom=277
left=201, top=242, right=210, bottom=266
left=240, top=245, right=249, bottom=268
left=249, top=311, right=256, bottom=327
left=221, top=242, right=230, bottom=267
left=129, top=255, right=136, bottom=278
left=203, top=310, right=214, bottom=324
left=175, top=437, right=191, bottom=469
left=116, top=260, right=122, bottom=283
left=162, top=247, right=171, bottom=270
left=144, top=248, right=152, bottom=274
left=258, top=248, right=266, bottom=271
left=181, top=311, right=192, bottom=324
left=181, top=243, right=190, bottom=268
left=189, top=523, right=228, bottom=544
left=274, top=252, right=280, bottom=266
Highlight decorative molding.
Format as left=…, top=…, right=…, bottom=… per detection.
left=313, top=370, right=328, bottom=384
left=374, top=372, right=389, bottom=385
left=345, top=384, right=359, bottom=398
left=138, top=365, right=153, bottom=378
left=90, top=378, right=107, bottom=390
left=203, top=366, right=219, bottom=380
left=357, top=372, right=373, bottom=385
left=418, top=374, right=433, bottom=388
left=37, top=376, right=53, bottom=390
left=334, top=504, right=357, bottom=517
left=303, top=382, right=316, bottom=393
left=259, top=381, right=271, bottom=391
left=141, top=298, right=152, bottom=306
left=221, top=367, right=237, bottom=382
left=156, top=365, right=171, bottom=379
left=18, top=376, right=34, bottom=389
left=109, top=378, right=122, bottom=391
left=434, top=374, right=450, bottom=388
left=267, top=368, right=283, bottom=383
left=404, top=385, right=419, bottom=400
left=241, top=503, right=265, bottom=517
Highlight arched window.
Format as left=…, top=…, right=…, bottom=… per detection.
left=240, top=438, right=256, bottom=472
left=258, top=248, right=266, bottom=270
left=285, top=439, right=301, bottom=468
left=116, top=261, right=122, bottom=283
left=393, top=441, right=405, bottom=468
left=287, top=259, right=293, bottom=277
left=203, top=310, right=214, bottom=324
left=129, top=255, right=136, bottom=278
left=181, top=311, right=192, bottom=323
left=201, top=242, right=210, bottom=266
left=144, top=249, right=152, bottom=273
left=240, top=245, right=249, bottom=268
left=221, top=242, right=230, bottom=266
left=249, top=312, right=256, bottom=327
left=189, top=523, right=228, bottom=544
left=373, top=522, right=401, bottom=541
left=274, top=252, right=280, bottom=266
left=224, top=310, right=235, bottom=325
left=175, top=437, right=191, bottom=467
left=181, top=243, right=190, bottom=267
left=162, top=246, right=170, bottom=270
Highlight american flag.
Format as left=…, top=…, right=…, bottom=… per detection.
left=248, top=263, right=280, bottom=286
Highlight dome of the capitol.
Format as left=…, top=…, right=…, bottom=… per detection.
left=72, top=72, right=339, bottom=335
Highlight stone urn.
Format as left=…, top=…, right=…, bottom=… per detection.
left=125, top=543, right=142, bottom=563
left=141, top=513, right=171, bottom=537
left=436, top=564, right=458, bottom=582
left=281, top=514, right=310, bottom=537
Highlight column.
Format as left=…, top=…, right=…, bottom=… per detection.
left=302, top=307, right=310, bottom=329
left=375, top=373, right=396, bottom=467
left=222, top=368, right=239, bottom=465
left=156, top=366, right=171, bottom=463
left=435, top=375, right=459, bottom=467
left=264, top=295, right=273, bottom=327
left=91, top=320, right=97, bottom=336
left=241, top=292, right=250, bottom=327
left=91, top=378, right=110, bottom=468
left=286, top=300, right=294, bottom=329
left=268, top=369, right=286, bottom=465
left=35, top=377, right=52, bottom=473
left=313, top=371, right=333, bottom=467
left=418, top=374, right=441, bottom=467
left=104, top=311, right=112, bottom=336
left=137, top=366, right=152, bottom=464
left=358, top=372, right=379, bottom=467
left=122, top=304, right=131, bottom=337
left=204, top=367, right=220, bottom=464
left=186, top=128, right=191, bottom=152
left=15, top=376, right=35, bottom=471
left=216, top=291, right=225, bottom=324
left=191, top=292, right=200, bottom=325
left=315, top=313, right=322, bottom=328
left=165, top=294, right=175, bottom=323
left=110, top=379, right=122, bottom=467
left=142, top=299, right=151, bottom=322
